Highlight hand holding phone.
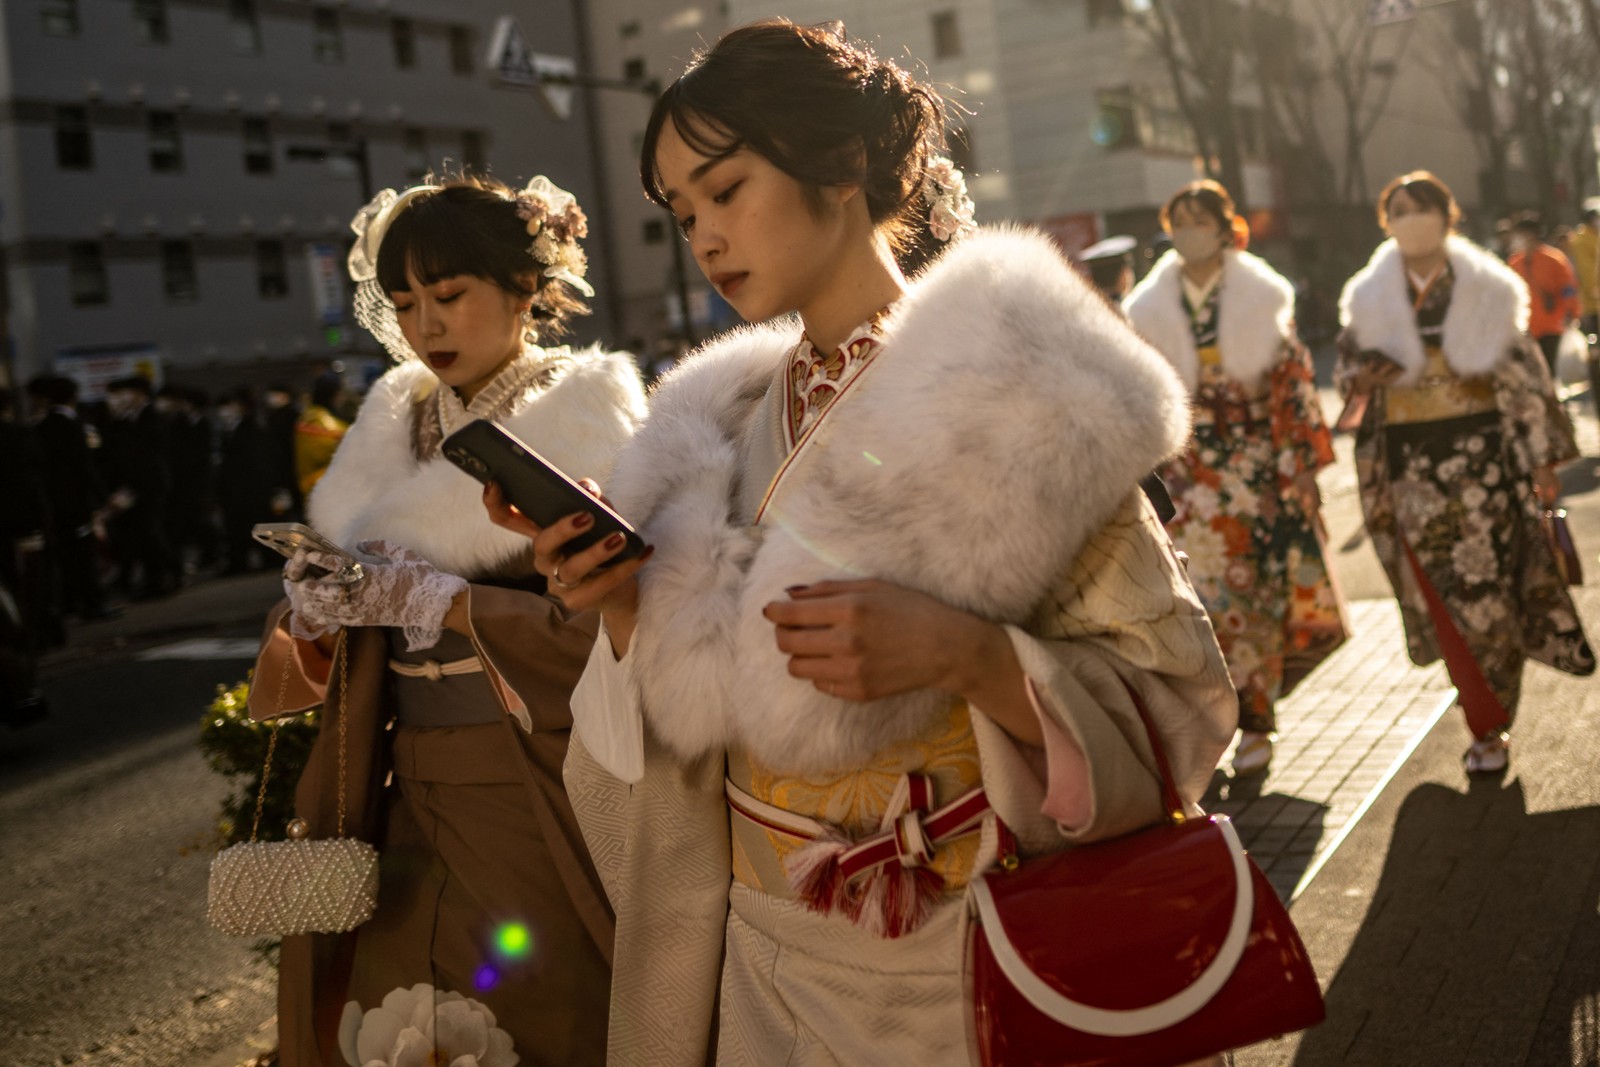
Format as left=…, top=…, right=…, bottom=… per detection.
left=442, top=420, right=645, bottom=566
left=251, top=522, right=367, bottom=584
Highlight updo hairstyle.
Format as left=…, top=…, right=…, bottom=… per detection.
left=1376, top=171, right=1461, bottom=231
left=640, top=19, right=953, bottom=272
left=376, top=173, right=588, bottom=339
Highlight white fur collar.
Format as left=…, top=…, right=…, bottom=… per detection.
left=1338, top=234, right=1528, bottom=385
left=308, top=345, right=646, bottom=578
left=1122, top=248, right=1296, bottom=391
left=604, top=226, right=1191, bottom=775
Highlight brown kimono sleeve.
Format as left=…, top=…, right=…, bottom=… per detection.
left=462, top=583, right=601, bottom=733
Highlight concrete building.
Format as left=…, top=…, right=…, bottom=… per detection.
left=0, top=0, right=611, bottom=399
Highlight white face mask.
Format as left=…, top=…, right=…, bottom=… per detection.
left=1509, top=234, right=1532, bottom=254
left=1389, top=213, right=1447, bottom=258
left=1170, top=226, right=1223, bottom=265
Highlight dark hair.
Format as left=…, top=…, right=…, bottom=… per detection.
left=376, top=173, right=589, bottom=338
left=1512, top=210, right=1544, bottom=237
left=28, top=374, right=78, bottom=406
left=108, top=375, right=153, bottom=396
left=1378, top=171, right=1460, bottom=229
left=1160, top=180, right=1235, bottom=235
left=1583, top=207, right=1599, bottom=224
left=641, top=19, right=952, bottom=272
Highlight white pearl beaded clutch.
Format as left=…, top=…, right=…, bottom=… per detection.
left=208, top=836, right=378, bottom=938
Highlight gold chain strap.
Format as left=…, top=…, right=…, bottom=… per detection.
left=246, top=630, right=350, bottom=842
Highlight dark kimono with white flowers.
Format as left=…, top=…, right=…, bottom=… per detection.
left=1336, top=267, right=1594, bottom=720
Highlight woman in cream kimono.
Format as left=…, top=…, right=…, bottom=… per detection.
left=1124, top=180, right=1347, bottom=778
left=249, top=175, right=645, bottom=1065
left=488, top=21, right=1236, bottom=1065
left=1338, top=171, right=1593, bottom=775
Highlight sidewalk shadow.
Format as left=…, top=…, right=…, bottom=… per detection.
left=1293, top=778, right=1600, bottom=1066
left=1205, top=771, right=1330, bottom=902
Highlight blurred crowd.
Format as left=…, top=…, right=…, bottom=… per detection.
left=0, top=369, right=354, bottom=652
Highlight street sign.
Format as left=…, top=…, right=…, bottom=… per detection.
left=1368, top=0, right=1416, bottom=25
left=306, top=243, right=345, bottom=327
left=54, top=343, right=163, bottom=401
left=486, top=16, right=577, bottom=120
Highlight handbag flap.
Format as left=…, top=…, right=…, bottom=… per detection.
left=968, top=815, right=1253, bottom=1037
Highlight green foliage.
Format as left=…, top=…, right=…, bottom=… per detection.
left=197, top=674, right=321, bottom=848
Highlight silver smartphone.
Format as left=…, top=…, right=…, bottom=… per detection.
left=251, top=522, right=366, bottom=584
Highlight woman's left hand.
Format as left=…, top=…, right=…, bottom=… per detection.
left=1534, top=464, right=1561, bottom=506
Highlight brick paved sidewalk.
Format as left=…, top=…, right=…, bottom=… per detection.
left=1205, top=598, right=1457, bottom=902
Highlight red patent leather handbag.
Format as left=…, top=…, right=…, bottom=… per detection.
left=967, top=686, right=1325, bottom=1067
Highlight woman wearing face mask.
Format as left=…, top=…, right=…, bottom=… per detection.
left=485, top=21, right=1238, bottom=1065
left=247, top=174, right=646, bottom=1065
left=1337, top=171, right=1593, bottom=775
left=1124, top=180, right=1347, bottom=779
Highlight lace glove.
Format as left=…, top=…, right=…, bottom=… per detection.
left=283, top=540, right=468, bottom=651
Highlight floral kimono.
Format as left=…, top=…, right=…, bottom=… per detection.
left=1338, top=236, right=1594, bottom=737
left=1126, top=248, right=1347, bottom=735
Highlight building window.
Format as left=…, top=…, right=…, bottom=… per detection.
left=256, top=240, right=288, bottom=298
left=230, top=0, right=261, bottom=54
left=1087, top=0, right=1125, bottom=27
left=313, top=7, right=343, bottom=63
left=243, top=117, right=273, bottom=174
left=623, top=57, right=647, bottom=82
left=403, top=129, right=428, bottom=181
left=931, top=11, right=961, bottom=59
left=450, top=26, right=474, bottom=75
left=1093, top=87, right=1141, bottom=150
left=133, top=0, right=169, bottom=43
left=161, top=240, right=198, bottom=302
left=392, top=17, right=417, bottom=69
left=40, top=0, right=78, bottom=36
left=148, top=111, right=183, bottom=172
left=462, top=130, right=485, bottom=172
left=69, top=242, right=108, bottom=306
left=620, top=19, right=641, bottom=38
left=55, top=106, right=93, bottom=170
left=642, top=218, right=665, bottom=245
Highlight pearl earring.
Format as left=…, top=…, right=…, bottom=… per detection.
left=520, top=309, right=538, bottom=346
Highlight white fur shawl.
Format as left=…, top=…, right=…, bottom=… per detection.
left=1122, top=247, right=1296, bottom=391
left=1338, top=234, right=1528, bottom=385
left=308, top=345, right=646, bottom=579
left=607, top=226, right=1192, bottom=775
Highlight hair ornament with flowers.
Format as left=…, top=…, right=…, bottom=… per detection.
left=921, top=155, right=977, bottom=242
left=513, top=175, right=595, bottom=298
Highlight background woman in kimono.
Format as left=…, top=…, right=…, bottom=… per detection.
left=1124, top=180, right=1347, bottom=778
left=486, top=20, right=1236, bottom=1065
left=1337, top=171, right=1593, bottom=775
left=247, top=174, right=646, bottom=1065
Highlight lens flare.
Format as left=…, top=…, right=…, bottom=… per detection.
left=475, top=964, right=499, bottom=992
left=495, top=922, right=532, bottom=958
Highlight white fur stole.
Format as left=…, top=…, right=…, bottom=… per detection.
left=1338, top=234, right=1528, bottom=385
left=1122, top=247, right=1296, bottom=391
left=308, top=345, right=647, bottom=579
left=609, top=227, right=1192, bottom=775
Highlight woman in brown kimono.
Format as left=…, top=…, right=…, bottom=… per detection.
left=247, top=175, right=646, bottom=1065
left=1337, top=171, right=1593, bottom=774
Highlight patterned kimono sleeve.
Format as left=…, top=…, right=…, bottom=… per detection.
left=1269, top=340, right=1336, bottom=480
left=1495, top=339, right=1580, bottom=470
left=1333, top=328, right=1366, bottom=401
left=973, top=494, right=1236, bottom=851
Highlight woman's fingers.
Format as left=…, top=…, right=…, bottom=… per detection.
left=481, top=482, right=543, bottom=539
left=546, top=529, right=633, bottom=586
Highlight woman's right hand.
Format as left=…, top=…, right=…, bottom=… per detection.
left=1347, top=350, right=1404, bottom=393
left=481, top=481, right=651, bottom=656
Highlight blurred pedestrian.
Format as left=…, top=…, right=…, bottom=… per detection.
left=101, top=376, right=179, bottom=598
left=293, top=371, right=348, bottom=496
left=1337, top=171, right=1594, bottom=775
left=0, top=388, right=59, bottom=648
left=1078, top=234, right=1137, bottom=303
left=214, top=387, right=274, bottom=573
left=1124, top=179, right=1347, bottom=778
left=158, top=386, right=218, bottom=572
left=25, top=376, right=113, bottom=620
left=262, top=383, right=303, bottom=519
left=1508, top=211, right=1582, bottom=376
left=1574, top=207, right=1600, bottom=343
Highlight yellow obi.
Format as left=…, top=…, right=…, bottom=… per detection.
left=728, top=701, right=985, bottom=899
left=1386, top=346, right=1498, bottom=425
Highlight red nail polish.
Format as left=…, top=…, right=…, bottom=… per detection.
left=604, top=532, right=625, bottom=550
left=573, top=512, right=595, bottom=529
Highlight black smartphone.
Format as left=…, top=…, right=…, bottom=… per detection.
left=441, top=419, right=646, bottom=565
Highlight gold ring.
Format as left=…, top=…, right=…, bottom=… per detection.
left=551, top=561, right=581, bottom=591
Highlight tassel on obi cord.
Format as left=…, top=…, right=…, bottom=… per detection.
left=726, top=774, right=996, bottom=939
